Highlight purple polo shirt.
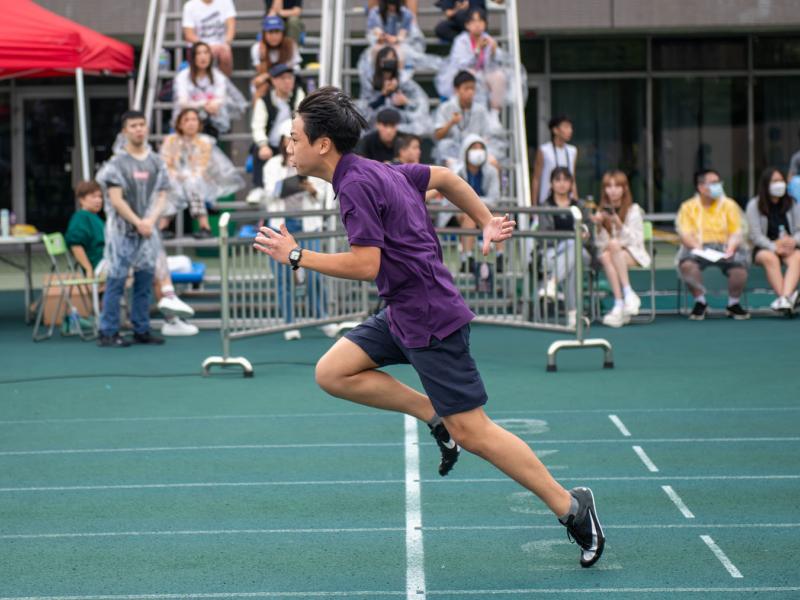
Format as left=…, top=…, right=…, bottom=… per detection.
left=332, top=153, right=474, bottom=348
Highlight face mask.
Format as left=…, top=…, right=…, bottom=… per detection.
left=467, top=148, right=486, bottom=166
left=769, top=181, right=787, bottom=197
left=707, top=182, right=724, bottom=199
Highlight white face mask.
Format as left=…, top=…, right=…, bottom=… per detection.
left=467, top=148, right=486, bottom=166
left=769, top=181, right=787, bottom=198
left=707, top=182, right=724, bottom=199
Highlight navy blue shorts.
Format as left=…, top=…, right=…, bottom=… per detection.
left=345, top=309, right=488, bottom=417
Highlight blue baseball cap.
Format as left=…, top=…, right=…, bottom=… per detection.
left=263, top=15, right=285, bottom=31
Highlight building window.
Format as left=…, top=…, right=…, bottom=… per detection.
left=754, top=76, right=800, bottom=176
left=653, top=77, right=748, bottom=212
left=652, top=38, right=747, bottom=71
left=0, top=94, right=10, bottom=211
left=551, top=79, right=647, bottom=205
left=520, top=37, right=545, bottom=74
left=550, top=38, right=646, bottom=73
left=754, top=36, right=800, bottom=70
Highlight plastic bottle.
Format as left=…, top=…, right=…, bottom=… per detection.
left=68, top=307, right=81, bottom=335
left=158, top=48, right=170, bottom=72
left=778, top=224, right=787, bottom=238
left=0, top=209, right=9, bottom=237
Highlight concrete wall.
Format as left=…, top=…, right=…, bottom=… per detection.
left=37, top=0, right=800, bottom=40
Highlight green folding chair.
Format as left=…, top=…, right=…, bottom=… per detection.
left=31, top=233, right=102, bottom=342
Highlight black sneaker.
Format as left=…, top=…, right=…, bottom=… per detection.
left=726, top=303, right=750, bottom=320
left=429, top=422, right=460, bottom=477
left=97, top=333, right=131, bottom=348
left=132, top=331, right=166, bottom=345
left=559, top=487, right=605, bottom=568
left=688, top=301, right=707, bottom=321
left=193, top=228, right=213, bottom=239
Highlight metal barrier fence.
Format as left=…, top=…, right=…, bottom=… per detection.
left=202, top=206, right=612, bottom=376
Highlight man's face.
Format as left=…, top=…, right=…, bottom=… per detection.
left=377, top=122, right=398, bottom=146
left=288, top=114, right=324, bottom=176
left=699, top=172, right=721, bottom=198
left=79, top=190, right=103, bottom=214
left=123, top=118, right=148, bottom=145
left=273, top=72, right=295, bottom=96
left=553, top=121, right=573, bottom=142
left=456, top=82, right=476, bottom=108
left=399, top=139, right=421, bottom=164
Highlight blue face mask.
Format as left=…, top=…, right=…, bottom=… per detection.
left=707, top=182, right=724, bottom=199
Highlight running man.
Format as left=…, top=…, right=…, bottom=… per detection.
left=253, top=87, right=605, bottom=567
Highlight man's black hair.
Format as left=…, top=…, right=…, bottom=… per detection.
left=120, top=110, right=146, bottom=128
left=548, top=114, right=571, bottom=131
left=453, top=70, right=477, bottom=89
left=395, top=133, right=421, bottom=152
left=296, top=86, right=368, bottom=154
left=694, top=168, right=720, bottom=188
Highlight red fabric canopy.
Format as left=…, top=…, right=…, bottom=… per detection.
left=0, top=0, right=134, bottom=79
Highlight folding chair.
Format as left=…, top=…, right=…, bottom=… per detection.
left=31, top=233, right=103, bottom=342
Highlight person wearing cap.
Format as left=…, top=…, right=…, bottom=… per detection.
left=264, top=0, right=305, bottom=44
left=250, top=15, right=302, bottom=82
left=182, top=0, right=237, bottom=76
left=355, top=108, right=402, bottom=164
left=251, top=63, right=306, bottom=188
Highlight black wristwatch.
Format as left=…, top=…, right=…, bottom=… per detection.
left=288, top=246, right=303, bottom=270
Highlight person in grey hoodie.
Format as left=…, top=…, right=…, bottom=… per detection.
left=746, top=167, right=800, bottom=313
left=455, top=133, right=500, bottom=273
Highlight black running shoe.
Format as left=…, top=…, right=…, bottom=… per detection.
left=726, top=303, right=750, bottom=320
left=132, top=331, right=166, bottom=345
left=429, top=422, right=460, bottom=477
left=96, top=333, right=131, bottom=348
left=559, top=487, right=605, bottom=568
left=689, top=301, right=707, bottom=321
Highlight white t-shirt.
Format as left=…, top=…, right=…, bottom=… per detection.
left=182, top=0, right=237, bottom=46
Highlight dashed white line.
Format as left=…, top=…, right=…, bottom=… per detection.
left=632, top=446, right=659, bottom=472
left=608, top=415, right=631, bottom=437
left=700, top=535, right=743, bottom=578
left=661, top=485, right=695, bottom=519
left=404, top=415, right=426, bottom=600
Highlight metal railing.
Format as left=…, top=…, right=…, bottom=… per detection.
left=202, top=206, right=612, bottom=376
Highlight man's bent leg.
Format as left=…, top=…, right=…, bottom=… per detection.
left=315, top=337, right=437, bottom=422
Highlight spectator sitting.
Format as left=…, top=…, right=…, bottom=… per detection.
left=538, top=167, right=591, bottom=328
left=367, top=0, right=414, bottom=61
left=746, top=167, right=800, bottom=314
left=250, top=15, right=302, bottom=90
left=394, top=133, right=422, bottom=164
left=355, top=107, right=401, bottom=163
left=251, top=63, right=306, bottom=189
left=66, top=180, right=198, bottom=337
left=591, top=170, right=650, bottom=328
left=435, top=8, right=507, bottom=114
left=182, top=0, right=236, bottom=76
left=369, top=0, right=417, bottom=17
left=455, top=133, right=501, bottom=274
left=262, top=119, right=337, bottom=341
left=159, top=108, right=244, bottom=239
left=433, top=70, right=500, bottom=169
left=676, top=169, right=750, bottom=321
left=532, top=115, right=577, bottom=205
left=264, top=0, right=304, bottom=44
left=434, top=0, right=491, bottom=42
left=174, top=42, right=244, bottom=137
left=359, top=46, right=431, bottom=137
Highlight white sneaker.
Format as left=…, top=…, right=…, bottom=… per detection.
left=623, top=291, right=641, bottom=316
left=789, top=290, right=799, bottom=308
left=602, top=306, right=627, bottom=328
left=319, top=323, right=340, bottom=338
left=538, top=277, right=558, bottom=300
left=161, top=317, right=199, bottom=336
left=771, top=296, right=792, bottom=311
left=283, top=329, right=302, bottom=341
left=246, top=188, right=266, bottom=205
left=158, top=295, right=194, bottom=318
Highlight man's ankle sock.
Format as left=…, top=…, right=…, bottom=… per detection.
left=427, top=415, right=443, bottom=429
left=695, top=295, right=707, bottom=305
left=161, top=284, right=176, bottom=298
left=614, top=299, right=624, bottom=310
left=623, top=285, right=634, bottom=298
left=558, top=494, right=579, bottom=524
left=728, top=296, right=740, bottom=306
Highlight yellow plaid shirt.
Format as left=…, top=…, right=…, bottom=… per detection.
left=676, top=195, right=742, bottom=245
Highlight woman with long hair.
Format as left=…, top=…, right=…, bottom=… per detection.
left=746, top=167, right=800, bottom=314
left=591, top=170, right=650, bottom=327
left=250, top=15, right=301, bottom=101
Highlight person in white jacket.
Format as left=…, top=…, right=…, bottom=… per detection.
left=591, top=170, right=651, bottom=328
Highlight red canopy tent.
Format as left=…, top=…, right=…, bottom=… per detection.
left=0, top=0, right=134, bottom=177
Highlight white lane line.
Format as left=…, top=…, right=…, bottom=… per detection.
left=632, top=446, right=659, bottom=472
left=608, top=415, right=631, bottom=437
left=3, top=522, right=799, bottom=540
left=404, top=415, right=426, bottom=600
left=3, top=436, right=798, bottom=457
left=2, top=405, right=797, bottom=426
left=2, top=587, right=798, bottom=599
left=661, top=485, right=695, bottom=519
left=701, top=535, right=743, bottom=578
left=2, top=474, right=799, bottom=493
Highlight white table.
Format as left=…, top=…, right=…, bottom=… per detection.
left=0, top=235, right=43, bottom=323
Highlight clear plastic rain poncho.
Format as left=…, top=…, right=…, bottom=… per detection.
left=159, top=132, right=245, bottom=217
left=172, top=67, right=248, bottom=134
left=95, top=144, right=171, bottom=278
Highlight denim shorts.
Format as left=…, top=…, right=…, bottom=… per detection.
left=345, top=309, right=488, bottom=417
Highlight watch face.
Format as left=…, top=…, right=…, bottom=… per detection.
left=290, top=249, right=301, bottom=261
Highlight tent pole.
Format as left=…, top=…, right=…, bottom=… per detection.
left=75, top=68, right=91, bottom=181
